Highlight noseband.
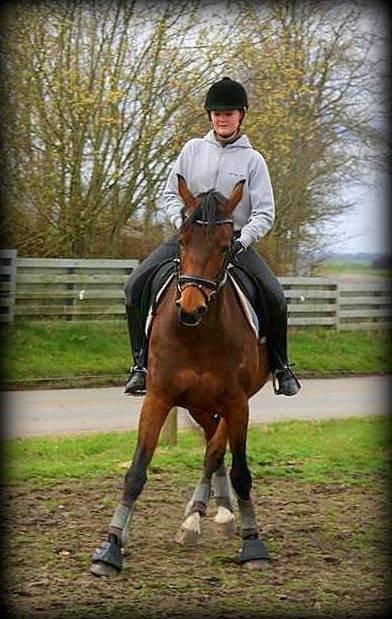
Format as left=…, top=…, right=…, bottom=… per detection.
left=176, top=217, right=234, bottom=306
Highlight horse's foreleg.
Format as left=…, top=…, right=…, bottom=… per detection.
left=226, top=400, right=270, bottom=569
left=91, top=393, right=171, bottom=576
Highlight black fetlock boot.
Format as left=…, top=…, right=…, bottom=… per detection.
left=125, top=305, right=148, bottom=396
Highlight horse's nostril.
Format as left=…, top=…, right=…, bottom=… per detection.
left=176, top=299, right=181, bottom=307
left=198, top=305, right=207, bottom=316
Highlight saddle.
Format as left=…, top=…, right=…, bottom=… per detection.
left=142, top=259, right=267, bottom=342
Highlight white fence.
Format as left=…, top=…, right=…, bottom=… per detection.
left=280, top=276, right=391, bottom=331
left=1, top=252, right=391, bottom=330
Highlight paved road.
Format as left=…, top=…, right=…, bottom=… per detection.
left=2, top=375, right=389, bottom=439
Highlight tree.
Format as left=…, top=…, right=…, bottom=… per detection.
left=0, top=0, right=227, bottom=256
left=1, top=0, right=388, bottom=270
left=228, top=0, right=388, bottom=272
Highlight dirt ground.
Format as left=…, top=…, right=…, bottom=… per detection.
left=1, top=471, right=390, bottom=619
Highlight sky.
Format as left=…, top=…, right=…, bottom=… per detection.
left=326, top=171, right=390, bottom=255
left=321, top=6, right=390, bottom=257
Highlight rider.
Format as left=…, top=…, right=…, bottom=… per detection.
left=124, top=76, right=301, bottom=397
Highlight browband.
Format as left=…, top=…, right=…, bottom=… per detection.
left=177, top=275, right=217, bottom=290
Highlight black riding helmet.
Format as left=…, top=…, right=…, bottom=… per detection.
left=204, top=77, right=249, bottom=112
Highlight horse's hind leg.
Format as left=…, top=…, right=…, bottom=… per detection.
left=91, top=393, right=172, bottom=576
left=175, top=411, right=232, bottom=544
left=212, top=462, right=236, bottom=538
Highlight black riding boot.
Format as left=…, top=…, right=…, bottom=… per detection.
left=267, top=320, right=301, bottom=397
left=233, top=245, right=301, bottom=396
left=124, top=304, right=148, bottom=396
left=272, top=359, right=301, bottom=396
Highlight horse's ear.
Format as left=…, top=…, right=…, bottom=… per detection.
left=177, top=174, right=198, bottom=211
left=225, top=179, right=246, bottom=214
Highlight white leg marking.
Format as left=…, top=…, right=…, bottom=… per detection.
left=214, top=506, right=234, bottom=525
left=214, top=506, right=236, bottom=538
left=174, top=512, right=201, bottom=546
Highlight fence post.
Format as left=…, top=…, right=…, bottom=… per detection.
left=161, top=407, right=178, bottom=446
left=335, top=281, right=341, bottom=331
left=66, top=266, right=75, bottom=321
left=0, top=249, right=17, bottom=323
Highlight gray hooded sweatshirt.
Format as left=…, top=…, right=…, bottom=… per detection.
left=161, top=130, right=275, bottom=248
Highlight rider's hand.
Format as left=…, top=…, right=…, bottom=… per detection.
left=231, top=239, right=246, bottom=259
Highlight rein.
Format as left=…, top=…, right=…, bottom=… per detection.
left=176, top=216, right=234, bottom=305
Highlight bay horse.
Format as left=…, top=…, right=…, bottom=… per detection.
left=91, top=175, right=271, bottom=576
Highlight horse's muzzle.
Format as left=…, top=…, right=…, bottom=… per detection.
left=176, top=303, right=207, bottom=327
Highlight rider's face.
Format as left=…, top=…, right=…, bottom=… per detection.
left=210, top=110, right=243, bottom=138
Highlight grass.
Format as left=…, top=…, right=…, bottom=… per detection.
left=312, top=261, right=391, bottom=278
left=288, top=327, right=391, bottom=374
left=1, top=321, right=390, bottom=388
left=1, top=320, right=130, bottom=387
left=4, top=416, right=390, bottom=485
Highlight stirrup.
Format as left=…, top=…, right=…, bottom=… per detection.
left=272, top=364, right=301, bottom=396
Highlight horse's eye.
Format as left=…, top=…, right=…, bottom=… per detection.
left=221, top=245, right=230, bottom=255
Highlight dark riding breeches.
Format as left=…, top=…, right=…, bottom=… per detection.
left=124, top=237, right=289, bottom=370
left=124, top=238, right=179, bottom=368
left=235, top=245, right=289, bottom=369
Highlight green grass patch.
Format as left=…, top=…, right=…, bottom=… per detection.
left=312, top=260, right=391, bottom=278
left=4, top=416, right=390, bottom=485
left=1, top=320, right=130, bottom=385
left=288, top=327, right=391, bottom=374
left=1, top=321, right=390, bottom=388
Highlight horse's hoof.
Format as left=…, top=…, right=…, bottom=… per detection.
left=243, top=559, right=269, bottom=570
left=174, top=527, right=200, bottom=546
left=214, top=507, right=236, bottom=538
left=174, top=512, right=201, bottom=546
left=90, top=541, right=122, bottom=577
left=90, top=561, right=119, bottom=577
left=216, top=519, right=236, bottom=538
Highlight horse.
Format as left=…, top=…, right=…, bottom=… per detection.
left=91, top=174, right=271, bottom=576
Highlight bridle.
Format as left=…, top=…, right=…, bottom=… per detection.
left=176, top=217, right=234, bottom=307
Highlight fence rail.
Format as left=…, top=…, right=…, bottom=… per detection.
left=1, top=251, right=391, bottom=329
left=0, top=250, right=17, bottom=323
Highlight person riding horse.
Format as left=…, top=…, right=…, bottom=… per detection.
left=124, top=76, right=301, bottom=397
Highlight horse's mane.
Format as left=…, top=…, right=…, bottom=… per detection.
left=181, top=189, right=228, bottom=229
